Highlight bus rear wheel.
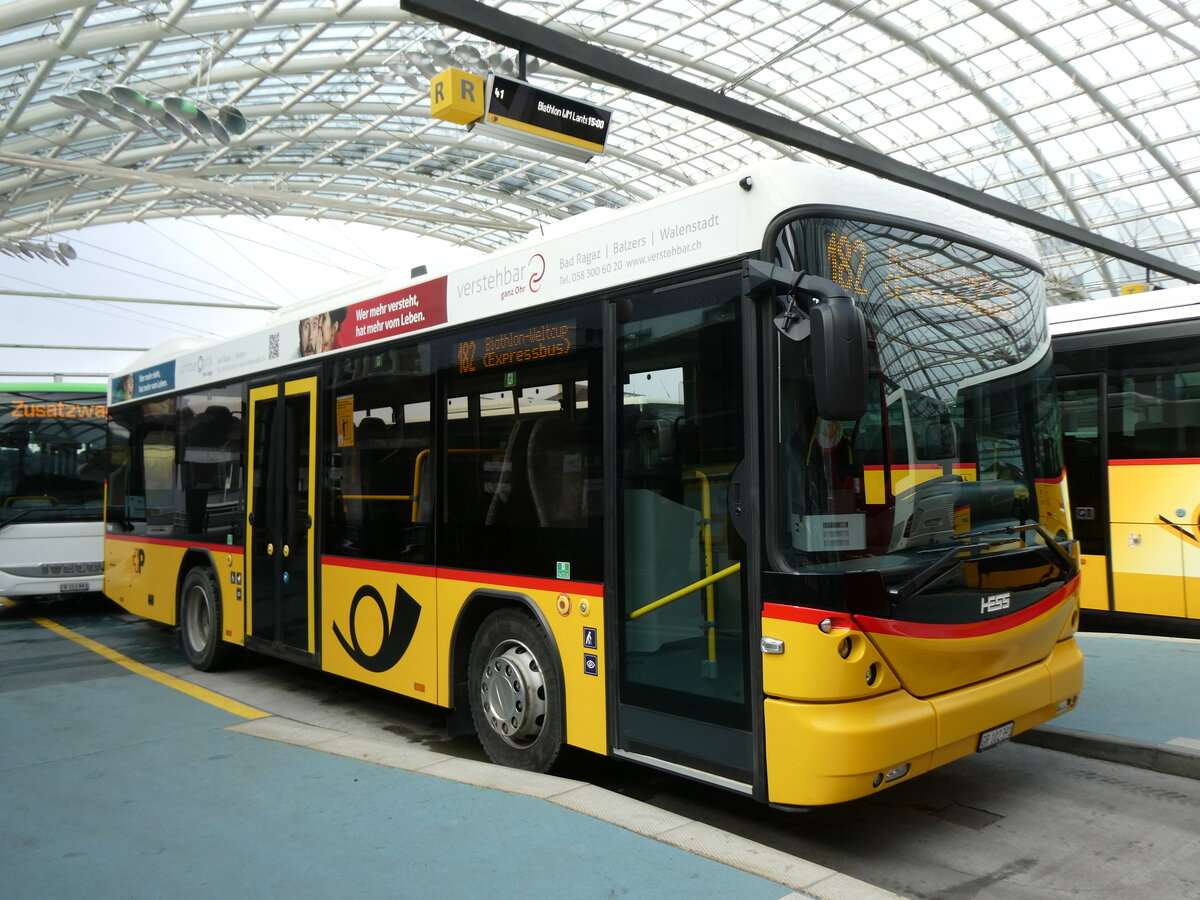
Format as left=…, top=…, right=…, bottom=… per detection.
left=180, top=566, right=233, bottom=672
left=468, top=609, right=563, bottom=772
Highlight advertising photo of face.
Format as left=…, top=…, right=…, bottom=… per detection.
left=298, top=309, right=345, bottom=356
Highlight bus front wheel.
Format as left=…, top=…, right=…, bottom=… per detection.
left=180, top=566, right=233, bottom=672
left=468, top=609, right=563, bottom=772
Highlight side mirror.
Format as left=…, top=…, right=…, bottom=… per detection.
left=743, top=259, right=871, bottom=420
left=811, top=298, right=869, bottom=421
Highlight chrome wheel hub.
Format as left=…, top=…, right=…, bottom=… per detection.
left=479, top=639, right=547, bottom=748
left=184, top=586, right=210, bottom=653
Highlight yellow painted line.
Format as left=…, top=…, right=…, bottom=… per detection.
left=1, top=598, right=268, bottom=719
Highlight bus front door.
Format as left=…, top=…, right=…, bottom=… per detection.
left=246, top=377, right=318, bottom=661
left=611, top=275, right=757, bottom=794
left=1056, top=373, right=1111, bottom=611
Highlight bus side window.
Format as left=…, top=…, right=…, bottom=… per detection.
left=526, top=416, right=588, bottom=528
left=439, top=312, right=602, bottom=580
left=325, top=344, right=432, bottom=564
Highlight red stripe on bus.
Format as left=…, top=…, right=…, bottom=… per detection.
left=320, top=556, right=602, bottom=595
left=853, top=576, right=1080, bottom=639
left=762, top=604, right=861, bottom=630
left=322, top=556, right=433, bottom=578
left=105, top=533, right=244, bottom=554
left=764, top=576, right=1079, bottom=640
left=1110, top=458, right=1200, bottom=466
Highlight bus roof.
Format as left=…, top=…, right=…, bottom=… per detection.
left=1047, top=283, right=1200, bottom=336
left=110, top=159, right=1041, bottom=405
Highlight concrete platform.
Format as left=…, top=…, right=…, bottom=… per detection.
left=0, top=596, right=898, bottom=900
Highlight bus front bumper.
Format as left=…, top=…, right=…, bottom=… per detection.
left=763, top=637, right=1084, bottom=807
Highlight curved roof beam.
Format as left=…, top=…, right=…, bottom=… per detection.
left=0, top=6, right=418, bottom=72
left=973, top=0, right=1200, bottom=292
left=550, top=8, right=863, bottom=153
left=823, top=0, right=1119, bottom=288
left=0, top=125, right=627, bottom=232
left=0, top=149, right=535, bottom=231
left=0, top=164, right=546, bottom=230
left=0, top=1, right=99, bottom=133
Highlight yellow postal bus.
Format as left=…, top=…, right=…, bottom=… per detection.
left=1051, top=286, right=1200, bottom=624
left=105, top=161, right=1082, bottom=806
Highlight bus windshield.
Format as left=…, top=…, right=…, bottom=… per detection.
left=772, top=216, right=1064, bottom=579
left=0, top=390, right=108, bottom=526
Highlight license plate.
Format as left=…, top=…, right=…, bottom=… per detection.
left=978, top=721, right=1014, bottom=751
left=59, top=582, right=89, bottom=592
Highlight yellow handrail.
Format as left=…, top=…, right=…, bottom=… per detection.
left=691, top=470, right=716, bottom=663
left=628, top=562, right=741, bottom=620
left=410, top=449, right=430, bottom=522
left=408, top=447, right=507, bottom=522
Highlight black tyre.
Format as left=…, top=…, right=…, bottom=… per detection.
left=468, top=608, right=564, bottom=772
left=179, top=566, right=234, bottom=672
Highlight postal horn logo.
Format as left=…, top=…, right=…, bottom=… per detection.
left=332, top=584, right=421, bottom=673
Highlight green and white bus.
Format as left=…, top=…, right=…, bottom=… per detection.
left=0, top=382, right=108, bottom=598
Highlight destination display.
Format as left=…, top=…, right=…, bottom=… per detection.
left=474, top=75, right=612, bottom=160
left=4, top=400, right=107, bottom=419
left=455, top=322, right=576, bottom=374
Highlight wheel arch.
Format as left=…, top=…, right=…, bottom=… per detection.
left=446, top=588, right=564, bottom=737
left=175, top=548, right=221, bottom=621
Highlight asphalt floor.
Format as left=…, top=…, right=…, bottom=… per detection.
left=2, top=595, right=1197, bottom=900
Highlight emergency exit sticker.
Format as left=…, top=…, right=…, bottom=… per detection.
left=556, top=561, right=570, bottom=580
left=336, top=395, right=354, bottom=447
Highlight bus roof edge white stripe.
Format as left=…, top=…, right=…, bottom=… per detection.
left=1048, top=284, right=1200, bottom=335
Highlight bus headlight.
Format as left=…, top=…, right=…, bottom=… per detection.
left=884, top=763, right=910, bottom=783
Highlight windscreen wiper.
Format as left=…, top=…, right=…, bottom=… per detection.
left=953, top=522, right=1075, bottom=577
left=887, top=537, right=1014, bottom=603
left=888, top=523, right=1075, bottom=604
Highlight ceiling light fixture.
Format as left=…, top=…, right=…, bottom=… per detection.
left=49, top=86, right=249, bottom=147
left=0, top=238, right=77, bottom=265
left=378, top=38, right=535, bottom=89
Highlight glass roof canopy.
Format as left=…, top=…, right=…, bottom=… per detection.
left=1, top=0, right=1198, bottom=302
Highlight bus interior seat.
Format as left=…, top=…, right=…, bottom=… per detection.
left=527, top=417, right=586, bottom=527
left=485, top=418, right=537, bottom=525
left=356, top=416, right=387, bottom=445
left=187, top=405, right=234, bottom=449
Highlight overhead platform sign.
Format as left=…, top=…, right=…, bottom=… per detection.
left=477, top=74, right=612, bottom=160
left=431, top=69, right=611, bottom=161
left=430, top=68, right=485, bottom=124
